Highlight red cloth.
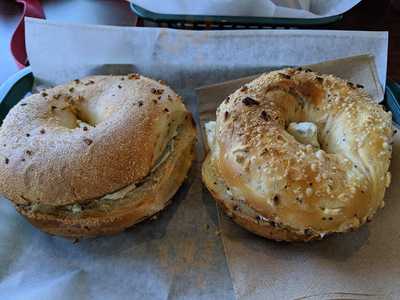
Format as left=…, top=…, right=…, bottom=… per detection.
left=10, top=0, right=45, bottom=69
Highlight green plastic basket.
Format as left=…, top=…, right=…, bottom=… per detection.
left=130, top=2, right=343, bottom=29
left=0, top=67, right=33, bottom=125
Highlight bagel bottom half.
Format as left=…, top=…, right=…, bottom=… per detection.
left=15, top=116, right=196, bottom=239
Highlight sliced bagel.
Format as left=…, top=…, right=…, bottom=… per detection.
left=0, top=74, right=196, bottom=238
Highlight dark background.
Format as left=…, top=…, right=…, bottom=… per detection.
left=1, top=0, right=399, bottom=84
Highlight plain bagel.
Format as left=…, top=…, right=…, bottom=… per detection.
left=202, top=68, right=393, bottom=242
left=0, top=74, right=196, bottom=238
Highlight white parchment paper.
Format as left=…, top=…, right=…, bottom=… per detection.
left=25, top=18, right=388, bottom=90
left=0, top=17, right=390, bottom=299
left=129, top=0, right=362, bottom=19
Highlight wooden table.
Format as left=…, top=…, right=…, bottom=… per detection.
left=319, top=0, right=400, bottom=82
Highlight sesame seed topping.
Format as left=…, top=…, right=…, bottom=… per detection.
left=26, top=150, right=32, bottom=155
left=315, top=150, right=324, bottom=160
left=310, top=163, right=317, bottom=171
left=41, top=92, right=48, bottom=97
left=20, top=103, right=27, bottom=106
left=382, top=142, right=390, bottom=149
left=25, top=133, right=30, bottom=137
left=40, top=129, right=45, bottom=134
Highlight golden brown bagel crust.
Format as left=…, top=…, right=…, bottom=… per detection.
left=202, top=154, right=312, bottom=242
left=202, top=68, right=393, bottom=241
left=15, top=115, right=196, bottom=238
left=0, top=74, right=188, bottom=206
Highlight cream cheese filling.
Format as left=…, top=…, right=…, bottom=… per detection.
left=287, top=122, right=320, bottom=148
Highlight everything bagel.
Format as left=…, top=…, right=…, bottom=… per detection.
left=0, top=74, right=196, bottom=238
left=202, top=68, right=393, bottom=241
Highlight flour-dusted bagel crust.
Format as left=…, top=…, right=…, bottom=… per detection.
left=16, top=115, right=195, bottom=238
left=0, top=74, right=196, bottom=238
left=0, top=75, right=187, bottom=205
left=202, top=68, right=393, bottom=241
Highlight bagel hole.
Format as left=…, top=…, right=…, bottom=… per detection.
left=53, top=105, right=97, bottom=129
left=287, top=121, right=320, bottom=149
left=74, top=107, right=97, bottom=127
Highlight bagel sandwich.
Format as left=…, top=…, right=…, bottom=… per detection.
left=202, top=68, right=393, bottom=242
left=0, top=74, right=196, bottom=238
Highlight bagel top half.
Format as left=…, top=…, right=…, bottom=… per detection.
left=0, top=74, right=193, bottom=207
left=202, top=68, right=393, bottom=240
